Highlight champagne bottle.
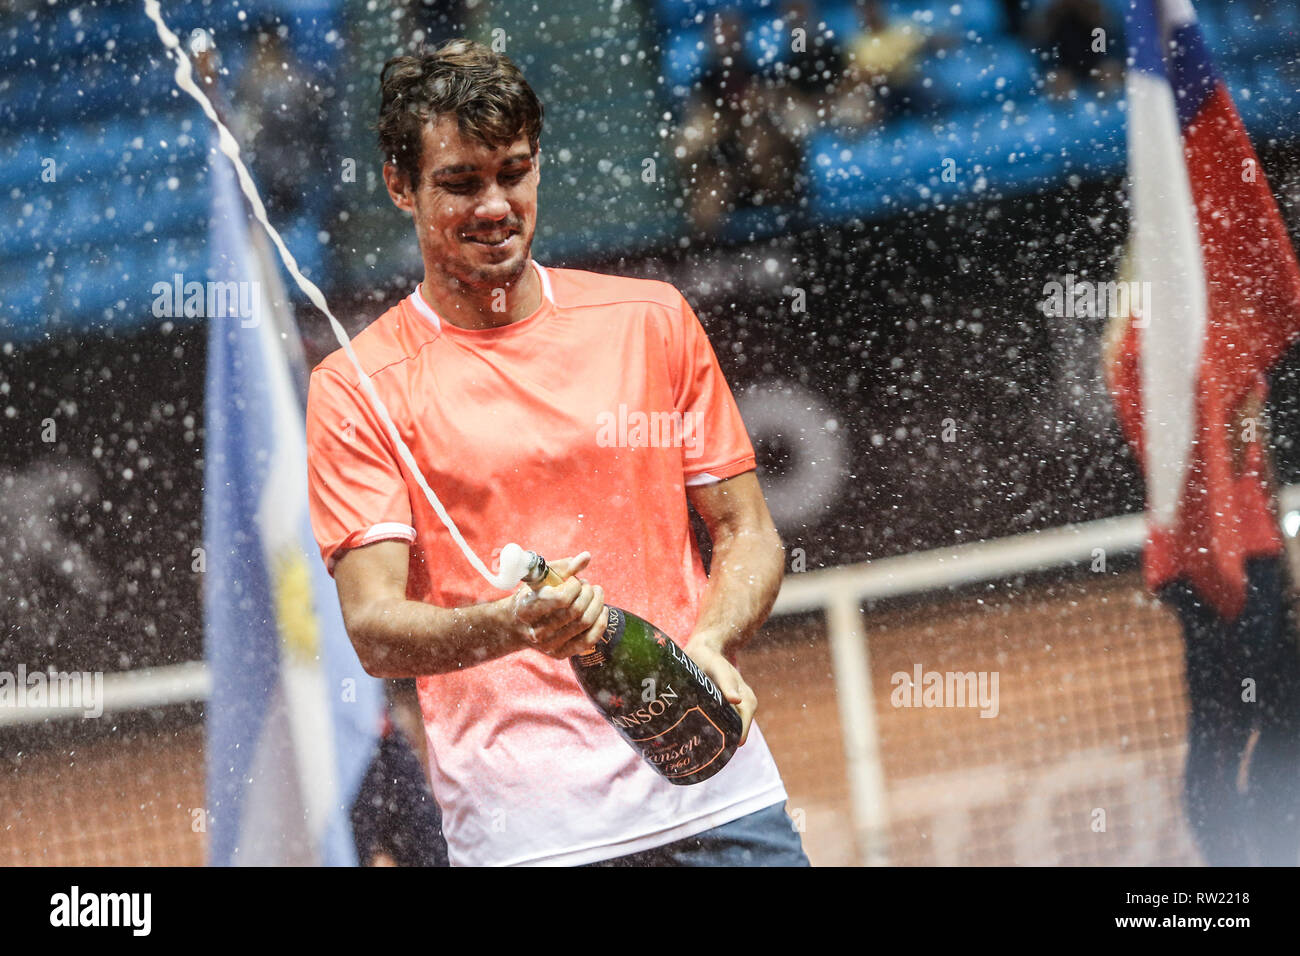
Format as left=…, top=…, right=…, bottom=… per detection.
left=519, top=550, right=742, bottom=785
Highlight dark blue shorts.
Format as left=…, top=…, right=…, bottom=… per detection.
left=584, top=801, right=811, bottom=867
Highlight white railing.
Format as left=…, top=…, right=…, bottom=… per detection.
left=770, top=510, right=1147, bottom=866
left=0, top=660, right=211, bottom=727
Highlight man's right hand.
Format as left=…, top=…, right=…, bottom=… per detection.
left=332, top=539, right=610, bottom=677
left=508, top=551, right=608, bottom=659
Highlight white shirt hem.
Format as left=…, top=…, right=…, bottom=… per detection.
left=504, top=783, right=790, bottom=867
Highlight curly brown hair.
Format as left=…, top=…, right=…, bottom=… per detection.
left=377, top=39, right=544, bottom=188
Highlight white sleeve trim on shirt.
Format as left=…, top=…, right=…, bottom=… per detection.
left=360, top=521, right=417, bottom=543
left=326, top=522, right=417, bottom=573
left=684, top=472, right=722, bottom=486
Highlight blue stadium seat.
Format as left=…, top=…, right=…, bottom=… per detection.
left=919, top=39, right=1038, bottom=110
left=2, top=60, right=162, bottom=130
left=51, top=128, right=124, bottom=188
left=807, top=117, right=972, bottom=217
left=917, top=100, right=1063, bottom=195
left=59, top=253, right=124, bottom=318
left=888, top=117, right=945, bottom=178
left=281, top=212, right=326, bottom=281
left=655, top=0, right=737, bottom=31
left=654, top=0, right=693, bottom=31
left=821, top=1, right=860, bottom=45
left=0, top=138, right=51, bottom=192
left=922, top=50, right=990, bottom=108
left=0, top=267, right=52, bottom=342
left=0, top=191, right=54, bottom=262
left=747, top=14, right=791, bottom=70
left=888, top=0, right=1005, bottom=39
left=1231, top=60, right=1300, bottom=137
left=1218, top=1, right=1299, bottom=62
left=806, top=128, right=864, bottom=213
left=1197, top=4, right=1226, bottom=53
left=664, top=27, right=708, bottom=92
left=1055, top=100, right=1125, bottom=180
left=1, top=73, right=44, bottom=128
left=0, top=4, right=158, bottom=71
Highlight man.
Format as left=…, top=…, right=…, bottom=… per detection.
left=305, top=38, right=808, bottom=867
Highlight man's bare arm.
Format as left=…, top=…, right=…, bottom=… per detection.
left=682, top=470, right=786, bottom=744
left=685, top=470, right=786, bottom=656
left=333, top=540, right=606, bottom=677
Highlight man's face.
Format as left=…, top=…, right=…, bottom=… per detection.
left=388, top=113, right=539, bottom=292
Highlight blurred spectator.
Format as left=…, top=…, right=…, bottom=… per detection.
left=1000, top=0, right=1032, bottom=39
left=768, top=0, right=851, bottom=138
left=350, top=678, right=449, bottom=867
left=396, top=0, right=471, bottom=52
left=674, top=11, right=801, bottom=235
left=233, top=18, right=331, bottom=220
left=842, top=0, right=936, bottom=120
left=412, top=0, right=469, bottom=37
left=1158, top=388, right=1300, bottom=867
left=1030, top=0, right=1123, bottom=98
left=1105, top=288, right=1300, bottom=868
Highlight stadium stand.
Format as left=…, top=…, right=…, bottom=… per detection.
left=651, top=0, right=1300, bottom=240
left=0, top=0, right=1296, bottom=340
left=0, top=0, right=342, bottom=343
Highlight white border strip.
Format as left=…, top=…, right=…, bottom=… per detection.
left=772, top=511, right=1147, bottom=616
left=0, top=661, right=211, bottom=727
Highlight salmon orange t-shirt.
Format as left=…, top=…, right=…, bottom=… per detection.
left=306, top=260, right=788, bottom=866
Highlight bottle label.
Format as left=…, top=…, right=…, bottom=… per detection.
left=576, top=606, right=624, bottom=669
left=630, top=706, right=727, bottom=779
left=657, top=629, right=723, bottom=707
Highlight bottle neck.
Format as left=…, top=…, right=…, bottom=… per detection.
left=522, top=551, right=565, bottom=589
left=522, top=551, right=618, bottom=663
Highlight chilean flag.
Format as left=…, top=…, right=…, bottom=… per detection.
left=1109, top=0, right=1300, bottom=619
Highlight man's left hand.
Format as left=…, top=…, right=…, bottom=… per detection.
left=684, top=634, right=756, bottom=746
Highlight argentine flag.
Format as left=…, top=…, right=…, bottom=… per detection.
left=203, top=142, right=384, bottom=865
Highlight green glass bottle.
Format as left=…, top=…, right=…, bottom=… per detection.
left=520, top=551, right=742, bottom=785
